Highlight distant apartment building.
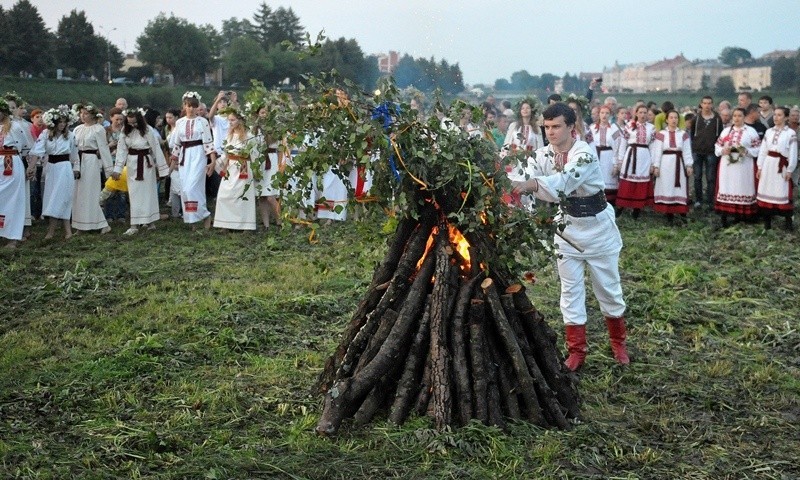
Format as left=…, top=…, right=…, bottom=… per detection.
left=602, top=51, right=792, bottom=93
left=377, top=51, right=399, bottom=74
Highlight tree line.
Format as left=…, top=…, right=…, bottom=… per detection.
left=0, top=0, right=465, bottom=93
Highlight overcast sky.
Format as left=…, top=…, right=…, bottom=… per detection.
left=8, top=0, right=800, bottom=85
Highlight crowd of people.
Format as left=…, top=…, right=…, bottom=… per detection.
left=1, top=86, right=798, bottom=250
left=482, top=87, right=798, bottom=230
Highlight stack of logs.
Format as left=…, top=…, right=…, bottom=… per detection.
left=315, top=206, right=580, bottom=435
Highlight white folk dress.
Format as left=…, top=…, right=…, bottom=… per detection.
left=529, top=140, right=626, bottom=326
left=0, top=120, right=34, bottom=240
left=171, top=116, right=215, bottom=223
left=73, top=123, right=113, bottom=231
left=588, top=122, right=621, bottom=201
left=714, top=125, right=761, bottom=216
left=115, top=128, right=169, bottom=226
left=317, top=165, right=348, bottom=221
left=652, top=129, right=693, bottom=214
left=29, top=131, right=78, bottom=220
left=501, top=122, right=542, bottom=209
left=756, top=126, right=797, bottom=211
left=256, top=139, right=280, bottom=197
left=616, top=121, right=656, bottom=209
left=213, top=135, right=257, bottom=230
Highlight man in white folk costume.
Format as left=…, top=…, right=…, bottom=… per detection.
left=512, top=102, right=630, bottom=371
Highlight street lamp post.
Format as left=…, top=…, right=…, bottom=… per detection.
left=99, top=26, right=117, bottom=82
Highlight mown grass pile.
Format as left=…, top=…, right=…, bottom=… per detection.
left=1, top=209, right=798, bottom=479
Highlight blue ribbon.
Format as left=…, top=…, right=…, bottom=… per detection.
left=372, top=102, right=402, bottom=182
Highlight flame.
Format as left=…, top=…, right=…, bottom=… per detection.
left=414, top=224, right=472, bottom=275
left=479, top=210, right=488, bottom=225
left=448, top=225, right=471, bottom=267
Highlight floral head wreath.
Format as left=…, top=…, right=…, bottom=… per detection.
left=4, top=91, right=25, bottom=106
left=72, top=102, right=104, bottom=119
left=122, top=107, right=146, bottom=117
left=219, top=105, right=246, bottom=122
left=42, top=104, right=79, bottom=128
left=243, top=100, right=265, bottom=119
left=0, top=97, right=10, bottom=116
left=516, top=96, right=543, bottom=119
left=565, top=93, right=590, bottom=112
left=183, top=91, right=201, bottom=101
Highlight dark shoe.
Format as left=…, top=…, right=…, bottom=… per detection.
left=632, top=209, right=641, bottom=219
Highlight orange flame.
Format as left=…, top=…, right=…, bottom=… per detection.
left=414, top=224, right=472, bottom=275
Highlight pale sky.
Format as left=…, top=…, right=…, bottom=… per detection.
left=9, top=0, right=800, bottom=85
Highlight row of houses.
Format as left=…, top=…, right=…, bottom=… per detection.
left=594, top=51, right=794, bottom=93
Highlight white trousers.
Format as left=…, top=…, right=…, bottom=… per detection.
left=556, top=253, right=626, bottom=326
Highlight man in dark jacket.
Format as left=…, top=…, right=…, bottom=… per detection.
left=689, top=96, right=724, bottom=208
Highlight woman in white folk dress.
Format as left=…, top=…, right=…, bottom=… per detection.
left=501, top=97, right=543, bottom=209
left=27, top=106, right=79, bottom=240
left=756, top=107, right=797, bottom=230
left=714, top=107, right=761, bottom=228
left=213, top=109, right=257, bottom=231
left=615, top=104, right=656, bottom=218
left=588, top=104, right=621, bottom=205
left=112, top=109, right=169, bottom=235
left=652, top=110, right=694, bottom=224
left=0, top=97, right=35, bottom=249
left=72, top=103, right=114, bottom=234
left=169, top=92, right=216, bottom=230
left=251, top=104, right=281, bottom=230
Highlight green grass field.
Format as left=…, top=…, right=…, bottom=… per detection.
left=1, top=206, right=799, bottom=479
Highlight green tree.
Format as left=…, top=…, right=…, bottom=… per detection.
left=510, top=70, right=535, bottom=91
left=221, top=17, right=255, bottom=53
left=265, top=44, right=301, bottom=86
left=4, top=0, right=52, bottom=76
left=771, top=56, right=796, bottom=91
left=55, top=10, right=101, bottom=78
left=494, top=78, right=512, bottom=91
left=136, top=14, right=213, bottom=84
left=539, top=73, right=558, bottom=92
left=224, top=36, right=273, bottom=85
left=715, top=75, right=736, bottom=98
left=251, top=2, right=273, bottom=51
left=266, top=7, right=304, bottom=48
left=719, top=46, right=752, bottom=66
left=393, top=54, right=422, bottom=90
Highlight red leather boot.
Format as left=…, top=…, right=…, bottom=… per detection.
left=564, top=324, right=587, bottom=371
left=605, top=316, right=630, bottom=365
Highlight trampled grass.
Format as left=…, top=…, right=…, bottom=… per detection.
left=1, top=208, right=798, bottom=479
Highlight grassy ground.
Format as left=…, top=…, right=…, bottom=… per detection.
left=1, top=207, right=798, bottom=479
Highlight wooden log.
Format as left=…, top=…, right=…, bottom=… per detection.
left=333, top=214, right=435, bottom=380
left=449, top=274, right=484, bottom=426
left=414, top=355, right=433, bottom=417
left=483, top=329, right=507, bottom=430
left=388, top=297, right=432, bottom=425
left=467, top=299, right=489, bottom=425
left=500, top=294, right=569, bottom=429
left=429, top=226, right=456, bottom=430
left=314, top=216, right=419, bottom=393
left=353, top=361, right=405, bottom=427
left=354, top=309, right=400, bottom=374
left=481, top=278, right=546, bottom=426
left=488, top=332, right=521, bottom=420
left=509, top=285, right=581, bottom=420
left=316, top=253, right=436, bottom=436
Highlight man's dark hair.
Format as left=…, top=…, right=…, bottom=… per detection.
left=701, top=95, right=714, bottom=102
left=745, top=104, right=759, bottom=116
left=738, top=91, right=752, bottom=100
left=543, top=102, right=576, bottom=126
left=547, top=94, right=563, bottom=103
left=759, top=95, right=773, bottom=105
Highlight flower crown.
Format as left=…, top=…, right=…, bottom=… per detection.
left=72, top=102, right=104, bottom=119
left=219, top=105, right=245, bottom=120
left=566, top=93, right=590, bottom=111
left=43, top=104, right=79, bottom=128
left=516, top=96, right=543, bottom=119
left=0, top=97, right=10, bottom=116
left=183, top=91, right=201, bottom=101
left=3, top=91, right=25, bottom=106
left=122, top=107, right=146, bottom=117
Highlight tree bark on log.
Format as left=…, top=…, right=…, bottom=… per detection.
left=316, top=253, right=436, bottom=435
left=449, top=274, right=483, bottom=426
left=388, top=298, right=432, bottom=425
left=467, top=299, right=489, bottom=425
left=430, top=226, right=457, bottom=430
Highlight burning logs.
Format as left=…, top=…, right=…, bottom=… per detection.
left=315, top=206, right=580, bottom=435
